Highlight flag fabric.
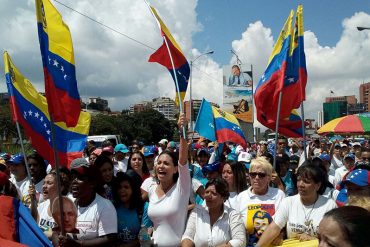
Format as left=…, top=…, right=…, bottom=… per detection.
left=254, top=5, right=307, bottom=137
left=194, top=99, right=216, bottom=141
left=194, top=98, right=247, bottom=146
left=148, top=5, right=190, bottom=105
left=35, top=0, right=81, bottom=127
left=212, top=106, right=247, bottom=147
left=0, top=195, right=52, bottom=247
left=4, top=52, right=90, bottom=167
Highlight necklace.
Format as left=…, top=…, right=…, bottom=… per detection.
left=302, top=195, right=318, bottom=227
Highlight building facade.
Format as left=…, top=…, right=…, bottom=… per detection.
left=152, top=97, right=178, bottom=121
left=359, top=82, right=370, bottom=112
left=323, top=101, right=347, bottom=124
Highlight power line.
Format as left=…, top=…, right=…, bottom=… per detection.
left=53, top=0, right=223, bottom=84
left=53, top=0, right=156, bottom=51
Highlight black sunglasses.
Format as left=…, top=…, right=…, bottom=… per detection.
left=249, top=172, right=267, bottom=178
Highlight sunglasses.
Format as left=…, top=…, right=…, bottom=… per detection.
left=249, top=172, right=267, bottom=178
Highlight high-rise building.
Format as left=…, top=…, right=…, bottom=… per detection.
left=323, top=101, right=347, bottom=123
left=129, top=101, right=152, bottom=114
left=152, top=97, right=179, bottom=121
left=359, top=82, right=370, bottom=112
left=325, top=95, right=357, bottom=104
left=317, top=111, right=324, bottom=127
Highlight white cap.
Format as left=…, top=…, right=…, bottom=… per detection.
left=351, top=142, right=361, bottom=147
left=158, top=139, right=168, bottom=145
left=340, top=143, right=348, bottom=148
left=238, top=152, right=252, bottom=163
left=235, top=145, right=245, bottom=155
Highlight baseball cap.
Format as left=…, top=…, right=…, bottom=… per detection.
left=167, top=141, right=176, bottom=148
left=318, top=153, right=331, bottom=162
left=92, top=148, right=102, bottom=156
left=197, top=148, right=209, bottom=156
left=340, top=143, right=348, bottom=148
left=334, top=143, right=341, bottom=148
left=344, top=153, right=355, bottom=161
left=7, top=154, right=25, bottom=165
left=70, top=158, right=90, bottom=176
left=114, top=144, right=129, bottom=153
left=351, top=142, right=361, bottom=147
left=158, top=139, right=168, bottom=145
left=202, top=161, right=221, bottom=175
left=238, top=152, right=252, bottom=163
left=344, top=168, right=370, bottom=187
left=143, top=145, right=156, bottom=157
left=102, top=146, right=114, bottom=154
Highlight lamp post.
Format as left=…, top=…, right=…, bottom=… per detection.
left=189, top=50, right=214, bottom=131
left=357, top=26, right=370, bottom=31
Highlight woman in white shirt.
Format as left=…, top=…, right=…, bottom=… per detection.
left=147, top=114, right=191, bottom=247
left=222, top=161, right=249, bottom=209
left=257, top=164, right=337, bottom=247
left=182, top=178, right=246, bottom=247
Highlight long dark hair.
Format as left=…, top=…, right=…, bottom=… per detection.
left=94, top=155, right=114, bottom=184
left=113, top=172, right=143, bottom=214
left=323, top=206, right=370, bottom=247
left=226, top=161, right=248, bottom=194
left=127, top=151, right=150, bottom=175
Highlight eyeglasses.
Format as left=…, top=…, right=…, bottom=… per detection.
left=249, top=172, right=267, bottom=178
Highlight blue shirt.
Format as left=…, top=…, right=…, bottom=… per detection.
left=117, top=205, right=141, bottom=243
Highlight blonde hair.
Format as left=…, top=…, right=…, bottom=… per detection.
left=249, top=157, right=273, bottom=176
left=349, top=195, right=370, bottom=211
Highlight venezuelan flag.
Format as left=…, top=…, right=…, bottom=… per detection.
left=212, top=106, right=247, bottom=147
left=194, top=98, right=216, bottom=141
left=35, top=0, right=81, bottom=127
left=4, top=52, right=90, bottom=167
left=254, top=10, right=294, bottom=124
left=148, top=5, right=190, bottom=105
left=0, top=195, right=52, bottom=246
left=255, top=6, right=307, bottom=137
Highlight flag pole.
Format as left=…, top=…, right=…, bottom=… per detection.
left=300, top=102, right=307, bottom=161
left=49, top=117, right=66, bottom=236
left=144, top=0, right=186, bottom=138
left=273, top=91, right=283, bottom=170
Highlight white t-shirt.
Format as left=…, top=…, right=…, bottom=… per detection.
left=141, top=176, right=157, bottom=193
left=189, top=178, right=203, bottom=204
left=182, top=205, right=246, bottom=247
left=274, top=194, right=337, bottom=239
left=236, top=187, right=285, bottom=244
left=148, top=162, right=191, bottom=247
left=114, top=159, right=128, bottom=175
left=225, top=192, right=238, bottom=210
left=9, top=177, right=44, bottom=207
left=330, top=155, right=343, bottom=172
left=76, top=194, right=117, bottom=240
left=37, top=200, right=56, bottom=232
left=9, top=176, right=30, bottom=200
left=334, top=166, right=349, bottom=188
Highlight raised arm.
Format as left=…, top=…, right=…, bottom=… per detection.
left=178, top=113, right=189, bottom=166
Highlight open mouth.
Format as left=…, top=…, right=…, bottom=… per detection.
left=157, top=171, right=167, bottom=177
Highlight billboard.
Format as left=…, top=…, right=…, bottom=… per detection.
left=223, top=64, right=253, bottom=123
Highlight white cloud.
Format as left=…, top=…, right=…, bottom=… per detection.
left=228, top=12, right=370, bottom=129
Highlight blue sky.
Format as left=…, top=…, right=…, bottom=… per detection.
left=194, top=0, right=370, bottom=65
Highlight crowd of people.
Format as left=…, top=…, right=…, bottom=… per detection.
left=0, top=114, right=370, bottom=247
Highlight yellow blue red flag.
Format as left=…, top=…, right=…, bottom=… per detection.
left=212, top=106, right=247, bottom=147
left=4, top=52, right=90, bottom=167
left=254, top=5, right=307, bottom=137
left=35, top=0, right=81, bottom=127
left=148, top=5, right=190, bottom=105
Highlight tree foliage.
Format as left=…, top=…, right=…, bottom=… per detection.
left=89, top=109, right=176, bottom=145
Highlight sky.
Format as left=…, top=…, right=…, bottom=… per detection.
left=1, top=0, right=370, bottom=129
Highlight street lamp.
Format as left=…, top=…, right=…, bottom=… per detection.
left=189, top=50, right=214, bottom=131
left=357, top=26, right=370, bottom=31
